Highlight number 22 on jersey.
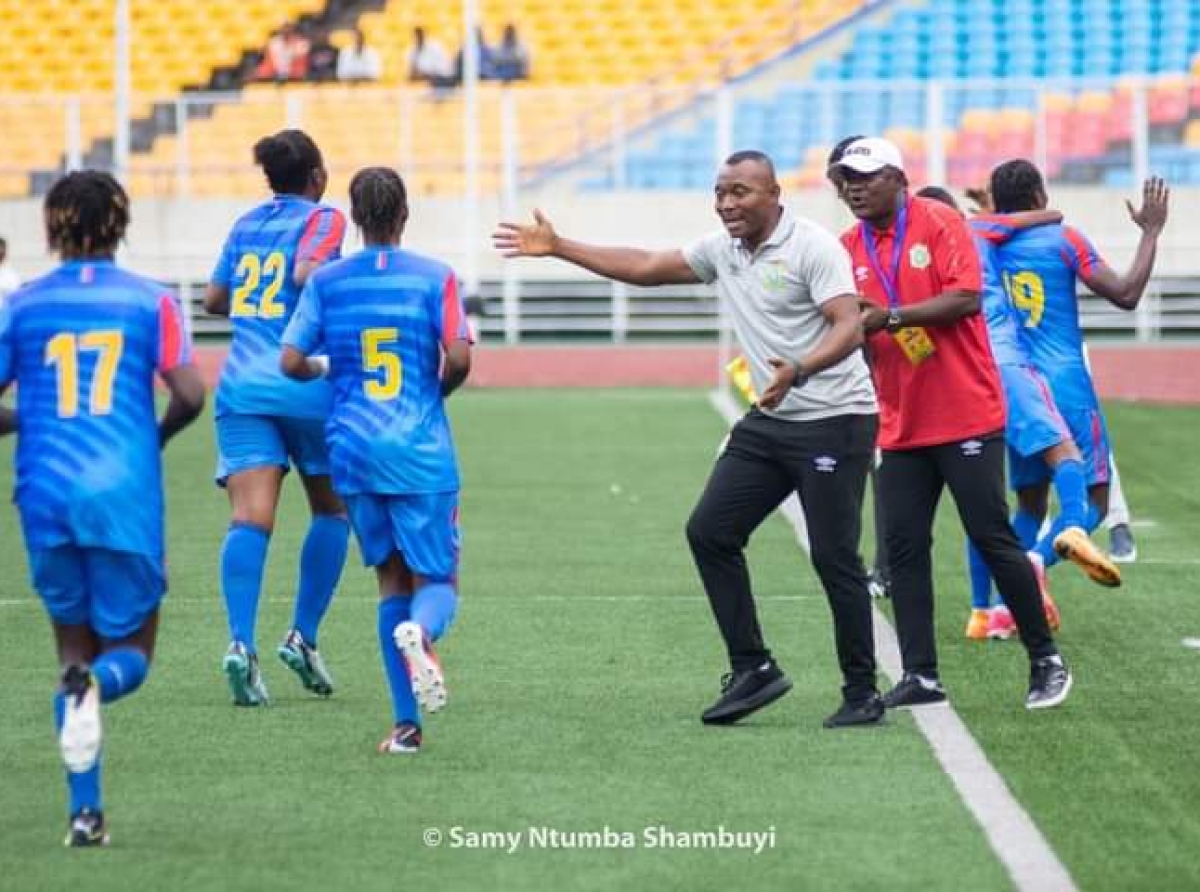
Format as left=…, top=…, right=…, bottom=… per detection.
left=44, top=330, right=124, bottom=418
left=231, top=251, right=287, bottom=318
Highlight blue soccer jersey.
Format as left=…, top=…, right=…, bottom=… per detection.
left=995, top=223, right=1101, bottom=379
left=0, top=260, right=192, bottom=561
left=282, top=246, right=472, bottom=496
left=997, top=223, right=1111, bottom=484
left=211, top=195, right=346, bottom=419
left=969, top=217, right=1029, bottom=369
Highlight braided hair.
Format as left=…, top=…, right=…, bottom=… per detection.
left=989, top=159, right=1044, bottom=213
left=44, top=170, right=130, bottom=259
left=253, top=129, right=325, bottom=196
left=349, top=166, right=408, bottom=244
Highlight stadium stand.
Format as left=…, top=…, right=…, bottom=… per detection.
left=0, top=0, right=327, bottom=197
left=614, top=0, right=1200, bottom=190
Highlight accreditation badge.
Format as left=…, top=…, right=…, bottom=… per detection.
left=893, top=326, right=936, bottom=365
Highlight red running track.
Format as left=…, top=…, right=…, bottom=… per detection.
left=192, top=344, right=1200, bottom=405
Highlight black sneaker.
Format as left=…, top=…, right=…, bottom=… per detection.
left=64, top=808, right=109, bottom=848
left=822, top=693, right=886, bottom=728
left=881, top=674, right=947, bottom=709
left=1026, top=655, right=1072, bottom=710
left=378, top=722, right=423, bottom=754
left=701, top=661, right=793, bottom=725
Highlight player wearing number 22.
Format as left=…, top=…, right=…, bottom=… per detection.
left=282, top=167, right=472, bottom=754
left=204, top=129, right=351, bottom=707
left=0, top=171, right=206, bottom=846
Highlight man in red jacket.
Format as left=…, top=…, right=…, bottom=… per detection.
left=834, top=137, right=1071, bottom=710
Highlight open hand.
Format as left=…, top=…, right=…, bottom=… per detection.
left=1126, top=176, right=1169, bottom=236
left=493, top=209, right=559, bottom=257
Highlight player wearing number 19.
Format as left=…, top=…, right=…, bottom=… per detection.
left=282, top=167, right=472, bottom=754
left=204, top=129, right=351, bottom=706
left=989, top=161, right=1168, bottom=585
left=0, top=171, right=206, bottom=845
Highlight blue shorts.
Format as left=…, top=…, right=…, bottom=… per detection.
left=345, top=492, right=460, bottom=579
left=29, top=546, right=165, bottom=640
left=215, top=413, right=329, bottom=485
left=1009, top=389, right=1111, bottom=490
left=1001, top=363, right=1070, bottom=459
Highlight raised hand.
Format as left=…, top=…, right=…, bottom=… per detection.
left=492, top=209, right=559, bottom=257
left=1125, top=176, right=1169, bottom=236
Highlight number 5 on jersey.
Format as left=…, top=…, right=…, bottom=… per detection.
left=362, top=327, right=402, bottom=400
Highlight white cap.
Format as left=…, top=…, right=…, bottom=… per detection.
left=834, top=137, right=905, bottom=174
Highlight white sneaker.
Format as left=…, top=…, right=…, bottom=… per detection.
left=224, top=642, right=270, bottom=707
left=393, top=621, right=447, bottom=713
left=59, top=666, right=102, bottom=773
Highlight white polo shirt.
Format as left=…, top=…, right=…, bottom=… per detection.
left=684, top=208, right=877, bottom=422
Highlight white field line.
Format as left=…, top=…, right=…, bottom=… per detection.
left=708, top=389, right=1077, bottom=892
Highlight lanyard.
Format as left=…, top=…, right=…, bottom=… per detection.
left=860, top=199, right=908, bottom=309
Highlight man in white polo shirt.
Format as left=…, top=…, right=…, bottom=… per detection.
left=493, top=150, right=883, bottom=728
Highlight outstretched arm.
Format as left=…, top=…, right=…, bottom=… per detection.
left=493, top=209, right=702, bottom=286
left=1078, top=177, right=1169, bottom=311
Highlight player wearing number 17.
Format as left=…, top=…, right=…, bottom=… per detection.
left=281, top=167, right=472, bottom=754
left=0, top=171, right=206, bottom=845
left=204, top=130, right=351, bottom=706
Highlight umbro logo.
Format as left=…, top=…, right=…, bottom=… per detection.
left=855, top=265, right=870, bottom=282
left=814, top=456, right=838, bottom=473
left=960, top=439, right=983, bottom=457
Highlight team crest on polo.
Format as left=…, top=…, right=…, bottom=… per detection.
left=909, top=243, right=931, bottom=269
left=761, top=260, right=787, bottom=292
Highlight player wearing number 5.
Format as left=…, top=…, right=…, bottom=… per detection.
left=282, top=167, right=472, bottom=754
left=988, top=161, right=1169, bottom=581
left=0, top=171, right=206, bottom=845
left=204, top=130, right=350, bottom=706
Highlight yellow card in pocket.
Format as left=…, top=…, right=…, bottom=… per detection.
left=893, top=326, right=936, bottom=365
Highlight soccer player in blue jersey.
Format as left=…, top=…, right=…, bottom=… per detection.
left=281, top=167, right=471, bottom=754
left=204, top=130, right=351, bottom=706
left=0, top=171, right=206, bottom=846
left=988, top=161, right=1169, bottom=583
left=916, top=186, right=1120, bottom=638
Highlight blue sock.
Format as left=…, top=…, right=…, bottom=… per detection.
left=967, top=541, right=994, bottom=609
left=54, top=691, right=101, bottom=815
left=378, top=595, right=419, bottom=725
left=411, top=581, right=458, bottom=643
left=220, top=523, right=270, bottom=653
left=1051, top=459, right=1089, bottom=530
left=292, top=515, right=350, bottom=645
left=92, top=648, right=149, bottom=703
left=1085, top=500, right=1104, bottom=532
left=1012, top=509, right=1042, bottom=551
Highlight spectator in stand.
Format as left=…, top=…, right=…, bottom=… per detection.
left=492, top=24, right=530, bottom=82
left=307, top=29, right=339, bottom=82
left=408, top=27, right=452, bottom=84
left=257, top=23, right=310, bottom=83
left=0, top=238, right=22, bottom=300
left=455, top=26, right=498, bottom=82
left=337, top=28, right=381, bottom=82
